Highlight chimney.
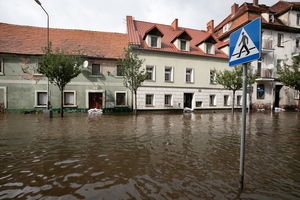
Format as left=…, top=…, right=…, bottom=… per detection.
left=207, top=20, right=214, bottom=33
left=253, top=0, right=259, bottom=6
left=171, top=19, right=178, bottom=30
left=231, top=3, right=239, bottom=15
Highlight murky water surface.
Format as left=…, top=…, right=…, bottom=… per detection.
left=0, top=112, right=299, bottom=200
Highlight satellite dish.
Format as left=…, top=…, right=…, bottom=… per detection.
left=83, top=60, right=89, bottom=68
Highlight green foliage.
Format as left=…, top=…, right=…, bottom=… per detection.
left=277, top=53, right=300, bottom=91
left=215, top=64, right=256, bottom=92
left=118, top=46, right=147, bottom=93
left=40, top=46, right=83, bottom=90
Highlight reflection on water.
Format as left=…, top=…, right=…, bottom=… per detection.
left=0, top=112, right=299, bottom=200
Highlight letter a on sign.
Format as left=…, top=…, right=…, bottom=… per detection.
left=229, top=18, right=261, bottom=66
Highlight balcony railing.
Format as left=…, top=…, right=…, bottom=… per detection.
left=256, top=68, right=274, bottom=79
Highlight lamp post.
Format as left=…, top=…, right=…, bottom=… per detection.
left=34, top=0, right=52, bottom=117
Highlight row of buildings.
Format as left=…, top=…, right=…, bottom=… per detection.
left=0, top=0, right=299, bottom=112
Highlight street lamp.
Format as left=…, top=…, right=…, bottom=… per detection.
left=34, top=0, right=52, bottom=116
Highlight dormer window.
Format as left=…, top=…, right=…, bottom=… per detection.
left=143, top=26, right=164, bottom=48
left=269, top=14, right=274, bottom=23
left=150, top=36, right=158, bottom=47
left=206, top=43, right=215, bottom=54
left=197, top=35, right=217, bottom=55
left=180, top=40, right=187, bottom=51
left=172, top=30, right=192, bottom=51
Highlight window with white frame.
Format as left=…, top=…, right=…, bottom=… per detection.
left=63, top=91, right=76, bottom=106
left=206, top=43, right=215, bottom=54
left=146, top=65, right=155, bottom=81
left=92, top=64, right=101, bottom=75
left=209, top=95, right=216, bottom=106
left=237, top=95, right=242, bottom=106
left=210, top=70, right=216, bottom=84
left=36, top=91, right=47, bottom=107
left=180, top=40, right=187, bottom=51
left=164, top=94, right=172, bottom=106
left=186, top=68, right=193, bottom=83
left=150, top=36, right=158, bottom=47
left=115, top=92, right=127, bottom=106
left=278, top=33, right=284, bottom=47
left=145, top=94, right=154, bottom=106
left=224, top=95, right=229, bottom=106
left=0, top=58, right=4, bottom=75
left=165, top=67, right=173, bottom=82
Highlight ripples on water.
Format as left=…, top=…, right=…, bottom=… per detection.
left=0, top=112, right=299, bottom=200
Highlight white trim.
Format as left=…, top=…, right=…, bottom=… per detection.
left=0, top=80, right=124, bottom=86
left=164, top=66, right=174, bottom=82
left=34, top=90, right=48, bottom=108
left=164, top=94, right=173, bottom=107
left=85, top=89, right=105, bottom=109
left=186, top=68, right=194, bottom=83
left=145, top=94, right=154, bottom=107
left=114, top=91, right=128, bottom=107
left=63, top=90, right=77, bottom=107
left=0, top=58, right=4, bottom=75
left=0, top=86, right=7, bottom=108
left=145, top=65, right=156, bottom=81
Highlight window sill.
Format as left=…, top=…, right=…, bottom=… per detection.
left=0, top=73, right=4, bottom=76
left=277, top=45, right=284, bottom=48
left=186, top=81, right=194, bottom=84
left=89, top=75, right=103, bottom=78
left=33, top=73, right=43, bottom=76
left=35, top=105, right=47, bottom=108
left=63, top=105, right=78, bottom=108
left=145, top=105, right=154, bottom=107
left=209, top=105, right=217, bottom=107
left=165, top=80, right=173, bottom=83
left=164, top=105, right=173, bottom=107
left=115, top=105, right=128, bottom=107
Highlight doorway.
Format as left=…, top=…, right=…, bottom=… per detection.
left=184, top=93, right=193, bottom=108
left=89, top=92, right=103, bottom=109
left=274, top=85, right=283, bottom=108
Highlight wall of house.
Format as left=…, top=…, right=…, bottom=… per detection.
left=0, top=54, right=130, bottom=111
left=136, top=50, right=243, bottom=110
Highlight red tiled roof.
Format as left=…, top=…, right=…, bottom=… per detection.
left=214, top=1, right=300, bottom=40
left=126, top=16, right=227, bottom=59
left=0, top=23, right=128, bottom=59
left=272, top=1, right=300, bottom=15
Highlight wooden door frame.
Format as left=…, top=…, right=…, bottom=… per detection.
left=85, top=89, right=105, bottom=109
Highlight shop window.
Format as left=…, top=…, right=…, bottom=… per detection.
left=257, top=84, right=265, bottom=99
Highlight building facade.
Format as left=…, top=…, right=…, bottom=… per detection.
left=126, top=16, right=243, bottom=111
left=213, top=0, right=300, bottom=110
left=0, top=23, right=130, bottom=112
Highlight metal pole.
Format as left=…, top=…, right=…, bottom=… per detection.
left=239, top=63, right=248, bottom=190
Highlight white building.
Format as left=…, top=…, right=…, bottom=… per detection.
left=214, top=0, right=300, bottom=110
left=126, top=16, right=242, bottom=111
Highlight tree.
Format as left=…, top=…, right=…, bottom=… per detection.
left=40, top=46, right=82, bottom=117
left=215, top=64, right=256, bottom=113
left=277, top=53, right=300, bottom=107
left=118, top=46, right=147, bottom=114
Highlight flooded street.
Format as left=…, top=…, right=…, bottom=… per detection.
left=0, top=112, right=299, bottom=200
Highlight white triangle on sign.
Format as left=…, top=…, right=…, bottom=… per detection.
left=229, top=28, right=259, bottom=63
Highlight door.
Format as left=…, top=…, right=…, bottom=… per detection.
left=89, top=93, right=103, bottom=109
left=274, top=85, right=282, bottom=108
left=184, top=93, right=193, bottom=108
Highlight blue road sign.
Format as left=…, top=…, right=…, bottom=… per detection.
left=229, top=18, right=261, bottom=66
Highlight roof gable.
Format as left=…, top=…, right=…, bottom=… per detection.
left=143, top=26, right=164, bottom=40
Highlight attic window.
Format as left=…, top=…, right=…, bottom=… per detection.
left=206, top=43, right=215, bottom=54
left=150, top=36, right=158, bottom=47
left=223, top=23, right=231, bottom=33
left=180, top=40, right=187, bottom=51
left=269, top=14, right=274, bottom=23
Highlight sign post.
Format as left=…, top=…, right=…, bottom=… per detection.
left=229, top=18, right=261, bottom=190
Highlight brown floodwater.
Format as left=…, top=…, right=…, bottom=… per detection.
left=0, top=112, right=299, bottom=200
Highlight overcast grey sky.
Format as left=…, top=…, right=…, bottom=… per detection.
left=0, top=0, right=299, bottom=33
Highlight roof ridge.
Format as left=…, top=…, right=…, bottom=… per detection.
left=0, top=22, right=126, bottom=35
